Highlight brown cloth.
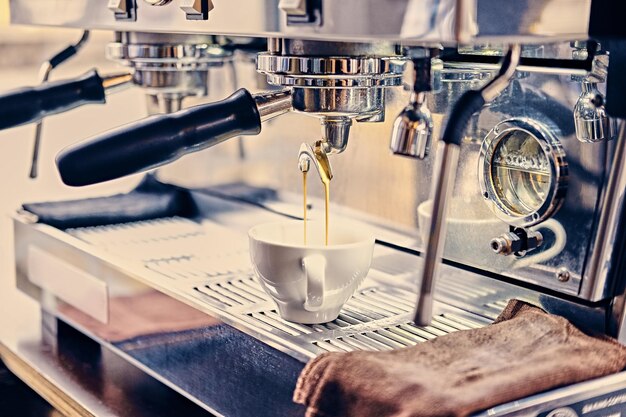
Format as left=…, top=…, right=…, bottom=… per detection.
left=294, top=300, right=626, bottom=417
left=59, top=290, right=220, bottom=342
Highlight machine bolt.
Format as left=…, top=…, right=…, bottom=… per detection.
left=490, top=232, right=522, bottom=256
left=490, top=236, right=510, bottom=255
left=556, top=268, right=571, bottom=282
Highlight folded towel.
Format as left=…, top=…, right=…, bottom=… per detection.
left=22, top=175, right=197, bottom=229
left=294, top=300, right=626, bottom=417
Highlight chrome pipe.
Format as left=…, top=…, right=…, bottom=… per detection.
left=254, top=88, right=293, bottom=122
left=413, top=45, right=521, bottom=326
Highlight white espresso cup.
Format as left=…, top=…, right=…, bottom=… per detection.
left=248, top=220, right=375, bottom=324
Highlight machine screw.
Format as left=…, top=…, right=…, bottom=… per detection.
left=556, top=268, right=571, bottom=282
left=144, top=0, right=172, bottom=4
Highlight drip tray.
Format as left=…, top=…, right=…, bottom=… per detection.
left=14, top=190, right=626, bottom=417
left=49, top=214, right=521, bottom=361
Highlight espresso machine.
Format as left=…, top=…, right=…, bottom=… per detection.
left=5, top=0, right=626, bottom=416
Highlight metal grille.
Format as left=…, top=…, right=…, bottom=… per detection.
left=370, top=251, right=515, bottom=320
left=68, top=217, right=505, bottom=360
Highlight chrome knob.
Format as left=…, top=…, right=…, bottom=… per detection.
left=390, top=92, right=433, bottom=159
left=574, top=82, right=616, bottom=143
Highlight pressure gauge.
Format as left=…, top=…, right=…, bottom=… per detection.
left=479, top=118, right=568, bottom=227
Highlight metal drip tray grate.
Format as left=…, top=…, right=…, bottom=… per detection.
left=312, top=313, right=485, bottom=353
left=238, top=284, right=491, bottom=355
left=65, top=217, right=506, bottom=360
left=193, top=276, right=269, bottom=309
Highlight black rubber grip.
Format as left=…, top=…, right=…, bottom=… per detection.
left=49, top=45, right=78, bottom=68
left=0, top=69, right=105, bottom=130
left=441, top=90, right=486, bottom=146
left=57, top=88, right=262, bottom=187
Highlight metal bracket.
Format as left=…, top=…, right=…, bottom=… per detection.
left=180, top=0, right=214, bottom=20
left=279, top=0, right=322, bottom=26
left=107, top=0, right=136, bottom=21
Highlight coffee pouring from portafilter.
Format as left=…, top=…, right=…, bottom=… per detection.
left=299, top=141, right=334, bottom=247
left=52, top=35, right=610, bottom=335
left=55, top=39, right=405, bottom=187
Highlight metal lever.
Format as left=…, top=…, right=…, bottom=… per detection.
left=0, top=69, right=131, bottom=132
left=414, top=44, right=521, bottom=326
left=57, top=88, right=292, bottom=186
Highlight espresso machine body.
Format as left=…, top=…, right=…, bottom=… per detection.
left=7, top=0, right=626, bottom=416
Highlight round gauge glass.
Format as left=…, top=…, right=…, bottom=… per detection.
left=479, top=118, right=567, bottom=227
left=490, top=129, right=551, bottom=216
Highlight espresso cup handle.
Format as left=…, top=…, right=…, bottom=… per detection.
left=302, top=254, right=326, bottom=312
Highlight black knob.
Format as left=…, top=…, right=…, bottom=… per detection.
left=0, top=69, right=105, bottom=130
left=57, top=88, right=262, bottom=187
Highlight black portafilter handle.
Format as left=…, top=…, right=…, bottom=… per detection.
left=56, top=88, right=285, bottom=187
left=0, top=69, right=109, bottom=131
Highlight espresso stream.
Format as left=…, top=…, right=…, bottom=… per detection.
left=303, top=170, right=308, bottom=245
left=303, top=144, right=332, bottom=246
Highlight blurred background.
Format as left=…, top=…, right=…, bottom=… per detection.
left=0, top=0, right=421, bottom=343
left=0, top=0, right=146, bottom=348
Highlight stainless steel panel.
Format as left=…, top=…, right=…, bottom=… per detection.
left=27, top=246, right=109, bottom=323
left=10, top=0, right=592, bottom=44
left=583, top=122, right=626, bottom=301
left=212, top=65, right=604, bottom=299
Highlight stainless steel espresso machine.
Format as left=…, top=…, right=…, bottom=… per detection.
left=5, top=0, right=626, bottom=416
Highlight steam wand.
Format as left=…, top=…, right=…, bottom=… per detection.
left=414, top=44, right=521, bottom=326
left=29, top=30, right=90, bottom=179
